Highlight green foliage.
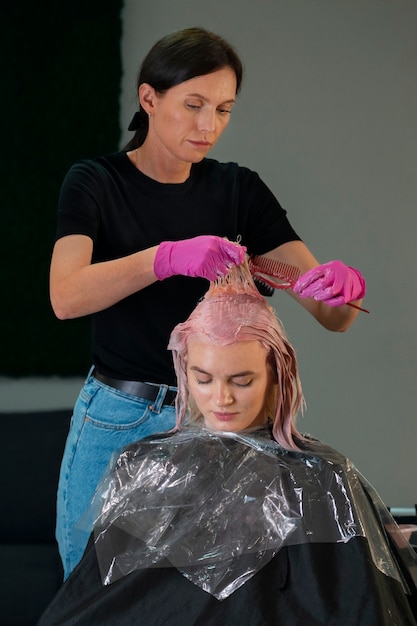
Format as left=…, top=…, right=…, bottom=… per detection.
left=1, top=0, right=123, bottom=375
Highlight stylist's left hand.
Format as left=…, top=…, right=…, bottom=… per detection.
left=293, top=260, right=366, bottom=307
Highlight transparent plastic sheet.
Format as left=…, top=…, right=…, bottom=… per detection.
left=79, top=425, right=417, bottom=600
left=358, top=473, right=417, bottom=595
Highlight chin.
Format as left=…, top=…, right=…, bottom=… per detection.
left=213, top=421, right=242, bottom=432
left=189, top=153, right=208, bottom=164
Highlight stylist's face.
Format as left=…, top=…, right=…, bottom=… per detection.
left=186, top=338, right=271, bottom=432
left=140, top=67, right=237, bottom=163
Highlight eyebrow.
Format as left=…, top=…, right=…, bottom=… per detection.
left=185, top=93, right=236, bottom=105
left=189, top=366, right=254, bottom=377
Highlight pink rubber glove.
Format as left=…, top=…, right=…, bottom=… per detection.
left=154, top=236, right=247, bottom=281
left=293, top=260, right=366, bottom=307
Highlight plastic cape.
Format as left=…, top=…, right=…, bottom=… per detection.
left=81, top=425, right=417, bottom=600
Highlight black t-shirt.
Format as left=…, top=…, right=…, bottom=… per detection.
left=56, top=152, right=301, bottom=384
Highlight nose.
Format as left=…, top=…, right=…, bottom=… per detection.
left=215, top=383, right=234, bottom=406
left=197, top=107, right=216, bottom=133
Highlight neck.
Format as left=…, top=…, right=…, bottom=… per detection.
left=131, top=143, right=192, bottom=184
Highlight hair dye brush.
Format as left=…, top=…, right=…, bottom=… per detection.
left=248, top=255, right=370, bottom=313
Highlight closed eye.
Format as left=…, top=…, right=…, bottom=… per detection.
left=233, top=379, right=252, bottom=387
left=195, top=377, right=212, bottom=385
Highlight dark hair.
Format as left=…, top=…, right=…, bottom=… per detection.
left=124, top=27, right=243, bottom=150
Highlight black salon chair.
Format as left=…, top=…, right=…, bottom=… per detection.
left=0, top=409, right=71, bottom=625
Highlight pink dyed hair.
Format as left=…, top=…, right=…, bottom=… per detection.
left=168, top=260, right=305, bottom=450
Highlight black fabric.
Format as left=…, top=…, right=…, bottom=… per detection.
left=37, top=427, right=417, bottom=625
left=38, top=535, right=416, bottom=626
left=56, top=153, right=301, bottom=384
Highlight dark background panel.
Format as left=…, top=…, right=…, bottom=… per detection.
left=1, top=0, right=123, bottom=376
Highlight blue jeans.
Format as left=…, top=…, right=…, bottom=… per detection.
left=56, top=367, right=177, bottom=580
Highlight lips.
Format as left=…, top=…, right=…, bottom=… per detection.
left=213, top=412, right=238, bottom=422
left=189, top=140, right=212, bottom=148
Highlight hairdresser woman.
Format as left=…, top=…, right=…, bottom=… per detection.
left=50, top=27, right=366, bottom=579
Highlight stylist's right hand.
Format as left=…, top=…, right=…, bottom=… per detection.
left=154, top=235, right=246, bottom=281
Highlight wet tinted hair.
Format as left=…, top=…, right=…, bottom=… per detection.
left=124, top=27, right=243, bottom=150
left=168, top=261, right=306, bottom=450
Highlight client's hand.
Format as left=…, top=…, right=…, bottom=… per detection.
left=293, top=260, right=366, bottom=307
left=154, top=236, right=246, bottom=281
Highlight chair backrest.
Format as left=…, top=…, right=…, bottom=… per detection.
left=0, top=409, right=71, bottom=543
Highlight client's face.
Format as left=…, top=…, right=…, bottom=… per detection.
left=186, top=338, right=271, bottom=432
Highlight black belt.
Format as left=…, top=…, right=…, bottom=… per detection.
left=93, top=370, right=177, bottom=406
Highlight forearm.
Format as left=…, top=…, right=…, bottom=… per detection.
left=287, top=289, right=361, bottom=332
left=50, top=241, right=158, bottom=320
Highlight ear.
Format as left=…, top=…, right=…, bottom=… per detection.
left=139, top=83, right=157, bottom=116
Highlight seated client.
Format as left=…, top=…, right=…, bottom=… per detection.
left=38, top=261, right=417, bottom=626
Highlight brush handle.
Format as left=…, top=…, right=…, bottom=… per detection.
left=345, top=302, right=370, bottom=314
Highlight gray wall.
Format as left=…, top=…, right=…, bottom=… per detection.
left=120, top=0, right=417, bottom=507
